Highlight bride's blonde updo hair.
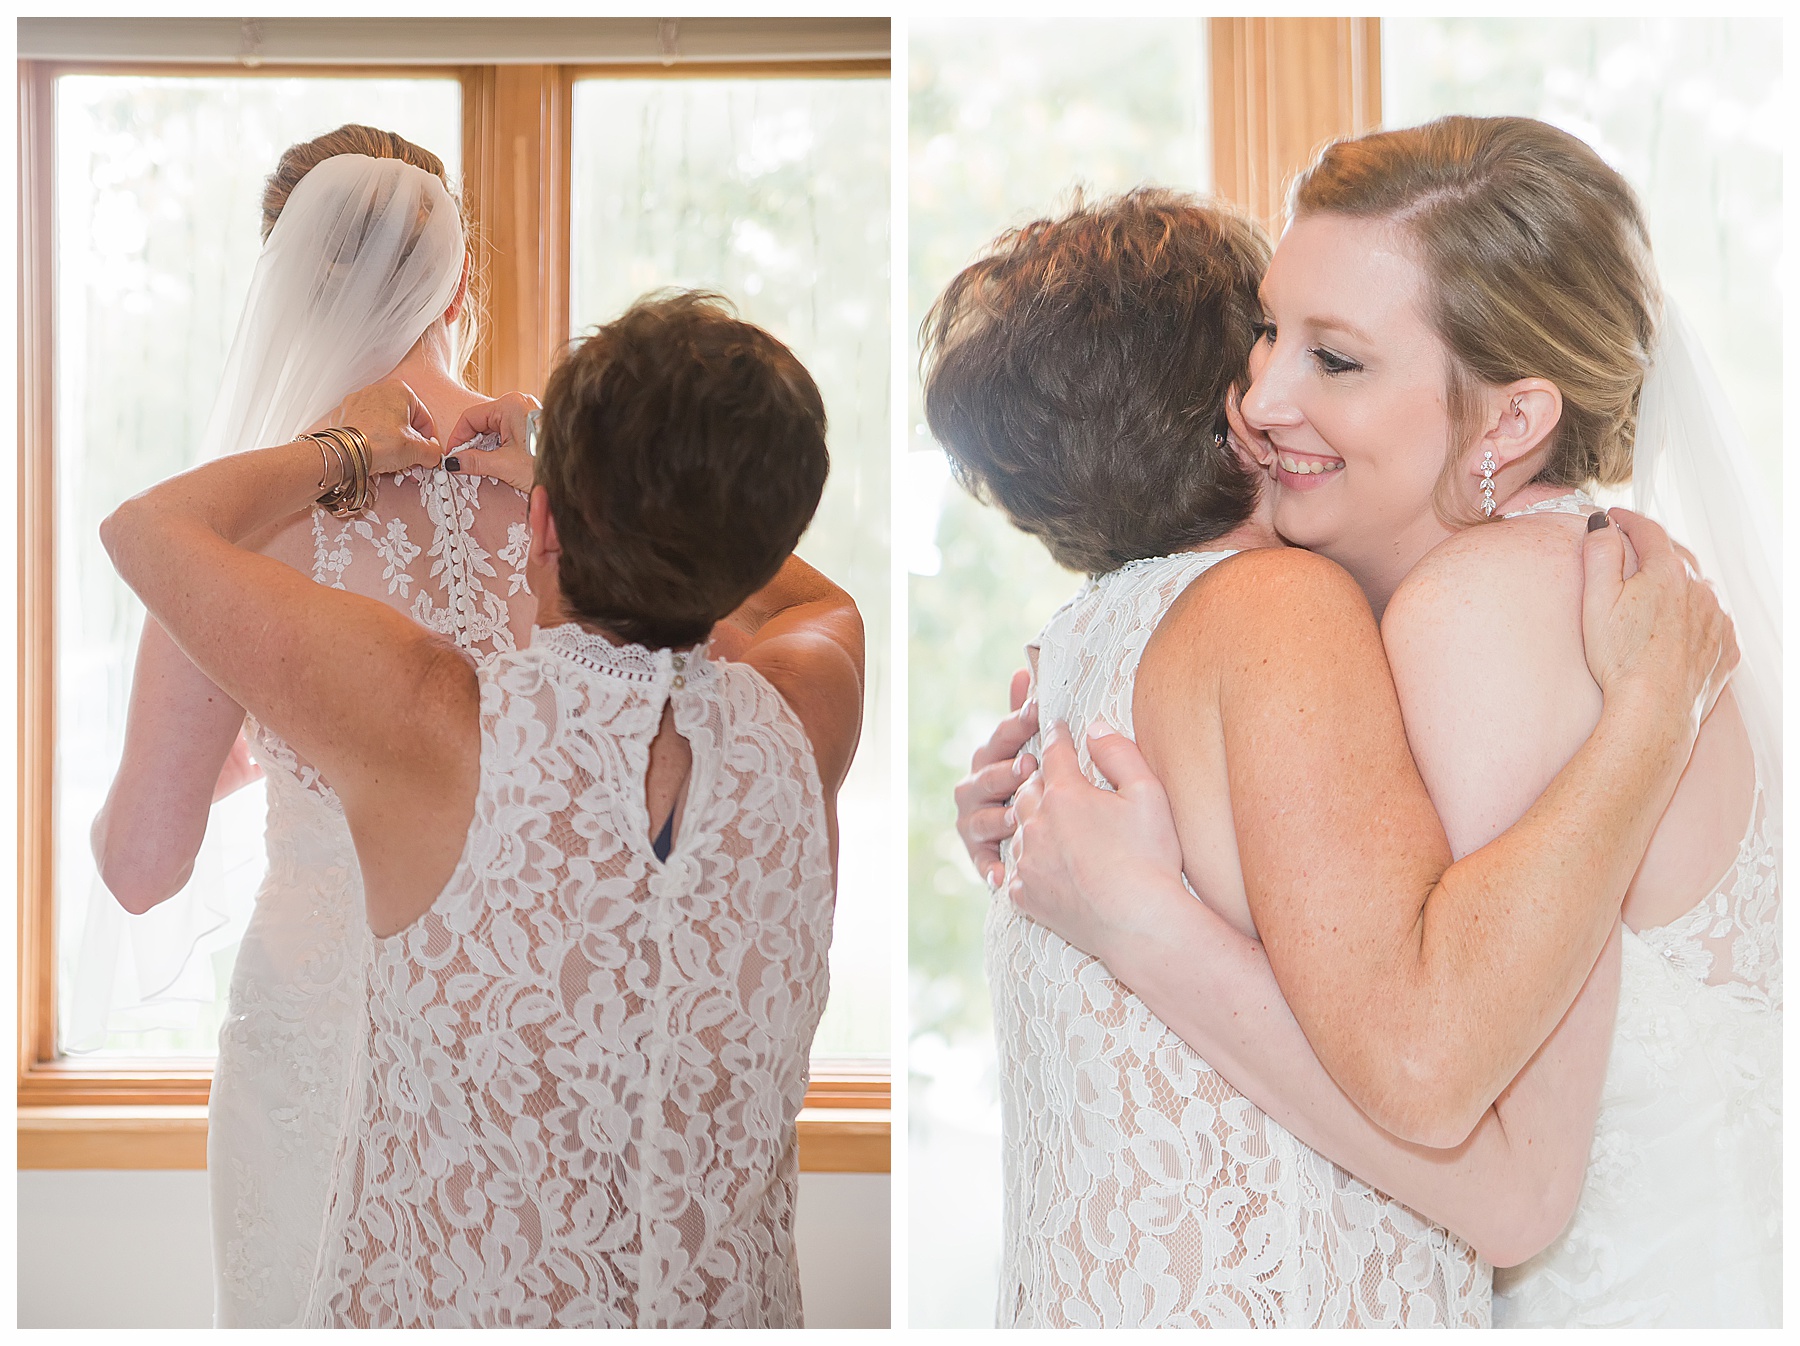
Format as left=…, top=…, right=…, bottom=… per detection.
left=1291, top=115, right=1660, bottom=517
left=260, top=124, right=478, bottom=368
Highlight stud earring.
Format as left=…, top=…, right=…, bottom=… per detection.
left=1480, top=450, right=1498, bottom=518
left=1213, top=432, right=1227, bottom=448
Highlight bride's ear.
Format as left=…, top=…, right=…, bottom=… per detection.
left=442, top=253, right=472, bottom=325
left=1476, top=377, right=1562, bottom=475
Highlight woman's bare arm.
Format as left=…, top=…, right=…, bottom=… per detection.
left=714, top=554, right=865, bottom=799
left=89, top=621, right=251, bottom=913
left=1012, top=721, right=1616, bottom=1264
left=1018, top=513, right=1728, bottom=1147
left=1140, top=528, right=1711, bottom=1145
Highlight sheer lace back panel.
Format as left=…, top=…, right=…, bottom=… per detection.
left=211, top=471, right=531, bottom=1327
left=990, top=551, right=1490, bottom=1329
left=301, top=625, right=836, bottom=1328
left=1492, top=493, right=1780, bottom=1327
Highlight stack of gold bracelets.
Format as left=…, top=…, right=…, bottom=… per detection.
left=302, top=426, right=377, bottom=517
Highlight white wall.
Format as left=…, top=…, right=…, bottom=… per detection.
left=18, top=1169, right=889, bottom=1328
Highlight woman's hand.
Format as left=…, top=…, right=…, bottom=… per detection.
left=1581, top=508, right=1738, bottom=730
left=954, top=669, right=1036, bottom=886
left=1007, top=719, right=1188, bottom=962
left=336, top=380, right=443, bottom=476
left=445, top=392, right=541, bottom=495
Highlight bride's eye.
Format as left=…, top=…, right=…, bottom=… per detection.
left=1309, top=345, right=1363, bottom=376
left=1251, top=321, right=1276, bottom=346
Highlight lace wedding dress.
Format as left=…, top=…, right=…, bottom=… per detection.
left=209, top=468, right=532, bottom=1327
left=298, top=623, right=835, bottom=1327
left=1492, top=494, right=1782, bottom=1327
left=989, top=551, right=1491, bottom=1328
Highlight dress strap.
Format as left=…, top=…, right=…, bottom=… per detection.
left=1500, top=488, right=1599, bottom=521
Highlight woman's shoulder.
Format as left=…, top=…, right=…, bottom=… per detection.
left=1387, top=510, right=1587, bottom=639
left=1382, top=511, right=1596, bottom=750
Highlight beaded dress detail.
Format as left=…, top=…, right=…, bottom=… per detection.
left=209, top=469, right=531, bottom=1328
left=1492, top=493, right=1781, bottom=1327
left=989, top=551, right=1490, bottom=1328
left=299, top=624, right=835, bottom=1327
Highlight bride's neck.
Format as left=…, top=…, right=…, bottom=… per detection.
left=386, top=324, right=471, bottom=400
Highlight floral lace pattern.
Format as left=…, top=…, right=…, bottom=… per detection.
left=1634, top=773, right=1780, bottom=1009
left=299, top=626, right=835, bottom=1327
left=991, top=551, right=1489, bottom=1328
left=213, top=470, right=531, bottom=1327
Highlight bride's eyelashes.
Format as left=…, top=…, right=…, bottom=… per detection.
left=1308, top=345, right=1363, bottom=376
left=1250, top=320, right=1363, bottom=378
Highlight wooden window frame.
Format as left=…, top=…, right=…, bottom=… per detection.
left=17, top=49, right=890, bottom=1175
left=1209, top=17, right=1383, bottom=233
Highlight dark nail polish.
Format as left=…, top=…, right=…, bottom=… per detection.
left=1586, top=510, right=1609, bottom=532
left=443, top=456, right=461, bottom=472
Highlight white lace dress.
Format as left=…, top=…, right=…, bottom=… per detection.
left=298, top=625, right=836, bottom=1327
left=990, top=550, right=1491, bottom=1328
left=1493, top=495, right=1782, bottom=1327
left=209, top=467, right=532, bottom=1327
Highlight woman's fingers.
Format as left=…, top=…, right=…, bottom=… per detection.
left=1084, top=719, right=1160, bottom=802
left=1583, top=505, right=1739, bottom=726
left=1009, top=667, right=1031, bottom=713
left=446, top=391, right=540, bottom=458
left=971, top=696, right=1038, bottom=772
left=340, top=380, right=443, bottom=473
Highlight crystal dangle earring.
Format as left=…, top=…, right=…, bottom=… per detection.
left=1479, top=450, right=1498, bottom=517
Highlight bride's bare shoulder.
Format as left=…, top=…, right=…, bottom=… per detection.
left=1387, top=512, right=1587, bottom=642
left=1384, top=513, right=1597, bottom=754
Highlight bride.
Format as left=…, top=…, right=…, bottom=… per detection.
left=939, top=118, right=1774, bottom=1327
left=88, top=125, right=537, bottom=1326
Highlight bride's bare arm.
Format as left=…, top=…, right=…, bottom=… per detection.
left=89, top=620, right=253, bottom=912
left=1012, top=721, right=1616, bottom=1263
left=1063, top=515, right=1725, bottom=1147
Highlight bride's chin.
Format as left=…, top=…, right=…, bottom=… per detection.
left=1270, top=491, right=1330, bottom=539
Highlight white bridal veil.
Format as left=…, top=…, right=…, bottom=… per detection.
left=1629, top=300, right=1782, bottom=836
left=68, top=153, right=467, bottom=1051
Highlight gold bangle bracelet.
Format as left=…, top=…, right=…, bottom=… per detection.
left=304, top=431, right=353, bottom=511
left=314, top=426, right=376, bottom=517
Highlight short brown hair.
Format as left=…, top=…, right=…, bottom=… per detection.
left=920, top=188, right=1270, bottom=576
left=1291, top=116, right=1659, bottom=517
left=537, top=291, right=829, bottom=647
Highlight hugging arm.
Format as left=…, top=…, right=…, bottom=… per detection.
left=1151, top=520, right=1714, bottom=1144
left=1014, top=512, right=1726, bottom=1149
left=1014, top=721, right=1619, bottom=1264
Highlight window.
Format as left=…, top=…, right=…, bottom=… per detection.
left=19, top=19, right=890, bottom=1175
